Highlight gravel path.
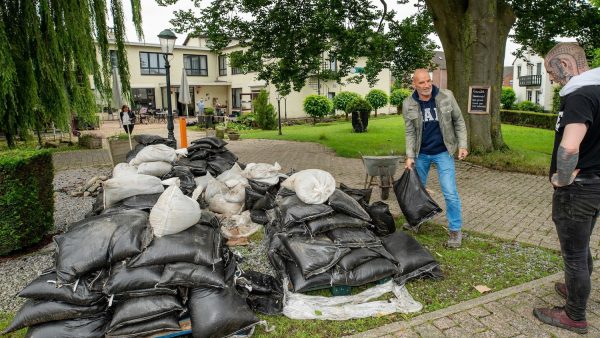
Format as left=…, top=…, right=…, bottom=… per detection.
left=0, top=165, right=272, bottom=313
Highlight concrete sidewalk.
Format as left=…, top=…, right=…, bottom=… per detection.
left=53, top=122, right=600, bottom=337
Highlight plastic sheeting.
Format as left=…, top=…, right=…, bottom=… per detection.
left=282, top=279, right=422, bottom=320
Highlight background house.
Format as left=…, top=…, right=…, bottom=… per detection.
left=503, top=66, right=513, bottom=87
left=511, top=52, right=555, bottom=111
left=431, top=51, right=447, bottom=89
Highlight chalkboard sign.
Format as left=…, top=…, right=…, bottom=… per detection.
left=468, top=86, right=490, bottom=114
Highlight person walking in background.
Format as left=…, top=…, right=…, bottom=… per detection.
left=533, top=42, right=600, bottom=335
left=402, top=69, right=468, bottom=248
left=119, top=104, right=135, bottom=134
left=197, top=99, right=205, bottom=116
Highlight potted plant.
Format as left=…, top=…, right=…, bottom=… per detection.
left=203, top=107, right=215, bottom=129
left=215, top=122, right=227, bottom=139
left=108, top=133, right=137, bottom=166
left=78, top=133, right=103, bottom=149
left=227, top=122, right=245, bottom=141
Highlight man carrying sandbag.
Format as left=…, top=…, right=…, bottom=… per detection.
left=402, top=69, right=468, bottom=248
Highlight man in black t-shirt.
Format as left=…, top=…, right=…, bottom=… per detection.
left=533, top=42, right=600, bottom=334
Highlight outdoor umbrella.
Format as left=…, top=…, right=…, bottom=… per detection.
left=178, top=68, right=192, bottom=117
left=112, top=67, right=132, bottom=150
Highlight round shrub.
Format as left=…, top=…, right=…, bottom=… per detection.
left=0, top=149, right=54, bottom=255
left=365, top=89, right=388, bottom=116
left=303, top=95, right=333, bottom=121
left=346, top=97, right=372, bottom=114
left=390, top=88, right=411, bottom=113
left=516, top=100, right=544, bottom=113
left=332, top=92, right=361, bottom=113
left=501, top=87, right=516, bottom=109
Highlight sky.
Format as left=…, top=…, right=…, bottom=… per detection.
left=121, top=0, right=520, bottom=66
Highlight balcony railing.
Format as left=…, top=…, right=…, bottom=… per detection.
left=519, top=75, right=542, bottom=87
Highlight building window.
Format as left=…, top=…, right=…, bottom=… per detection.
left=232, top=88, right=242, bottom=108
left=527, top=90, right=532, bottom=102
left=184, top=54, right=208, bottom=76
left=535, top=90, right=541, bottom=105
left=517, top=66, right=521, bottom=77
left=328, top=57, right=337, bottom=72
left=536, top=63, right=542, bottom=75
left=219, top=55, right=227, bottom=76
left=232, top=67, right=242, bottom=75
left=132, top=88, right=156, bottom=108
left=527, top=64, right=534, bottom=75
left=110, top=50, right=118, bottom=68
left=140, top=52, right=166, bottom=75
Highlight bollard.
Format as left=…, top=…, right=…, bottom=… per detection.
left=179, top=117, right=188, bottom=148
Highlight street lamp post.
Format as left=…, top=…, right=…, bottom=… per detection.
left=276, top=93, right=282, bottom=135
left=158, top=29, right=177, bottom=145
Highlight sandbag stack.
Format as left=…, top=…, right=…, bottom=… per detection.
left=180, top=137, right=239, bottom=178
left=266, top=169, right=443, bottom=293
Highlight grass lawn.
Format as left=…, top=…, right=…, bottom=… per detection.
left=241, top=115, right=555, bottom=175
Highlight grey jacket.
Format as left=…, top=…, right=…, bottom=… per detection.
left=402, top=89, right=468, bottom=159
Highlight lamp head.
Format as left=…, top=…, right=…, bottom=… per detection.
left=158, top=29, right=177, bottom=54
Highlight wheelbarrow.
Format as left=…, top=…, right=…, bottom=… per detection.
left=361, top=155, right=402, bottom=200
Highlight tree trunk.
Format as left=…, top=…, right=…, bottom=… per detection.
left=425, top=0, right=515, bottom=153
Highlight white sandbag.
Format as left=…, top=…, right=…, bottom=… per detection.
left=149, top=185, right=202, bottom=237
left=217, top=163, right=248, bottom=186
left=242, top=162, right=281, bottom=179
left=204, top=176, right=228, bottom=201
left=192, top=173, right=213, bottom=201
left=137, top=161, right=173, bottom=177
left=130, top=144, right=177, bottom=166
left=223, top=183, right=246, bottom=203
left=252, top=175, right=283, bottom=186
left=221, top=211, right=262, bottom=239
left=283, top=280, right=422, bottom=320
left=207, top=194, right=243, bottom=216
left=103, top=174, right=165, bottom=208
left=113, top=163, right=138, bottom=178
left=161, top=177, right=180, bottom=186
left=285, top=169, right=336, bottom=204
left=175, top=148, right=188, bottom=156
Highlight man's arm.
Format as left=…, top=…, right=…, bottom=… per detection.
left=551, top=123, right=587, bottom=187
left=403, top=100, right=417, bottom=168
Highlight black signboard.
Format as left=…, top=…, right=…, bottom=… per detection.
left=468, top=86, right=490, bottom=114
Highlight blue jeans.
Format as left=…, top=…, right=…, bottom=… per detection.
left=553, top=183, right=600, bottom=321
left=415, top=151, right=462, bottom=231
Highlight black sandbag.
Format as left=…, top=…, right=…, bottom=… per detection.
left=326, top=227, right=381, bottom=248
left=280, top=235, right=350, bottom=278
left=18, top=272, right=103, bottom=306
left=393, top=168, right=442, bottom=227
left=128, top=224, right=221, bottom=268
left=207, top=157, right=235, bottom=176
left=54, top=210, right=150, bottom=283
left=162, top=166, right=196, bottom=194
left=107, top=295, right=183, bottom=333
left=267, top=235, right=288, bottom=277
left=121, top=193, right=162, bottom=211
left=188, top=285, right=259, bottom=338
left=366, top=201, right=396, bottom=236
left=306, top=213, right=369, bottom=234
left=126, top=143, right=145, bottom=163
left=106, top=313, right=181, bottom=337
left=103, top=263, right=169, bottom=298
left=382, top=231, right=443, bottom=285
left=208, top=149, right=238, bottom=164
left=245, top=188, right=276, bottom=211
left=88, top=192, right=105, bottom=217
left=285, top=260, right=333, bottom=293
left=197, top=210, right=221, bottom=229
left=189, top=148, right=211, bottom=161
left=248, top=179, right=279, bottom=195
left=332, top=258, right=399, bottom=286
left=190, top=136, right=228, bottom=148
left=244, top=187, right=264, bottom=211
left=2, top=299, right=105, bottom=334
left=336, top=247, right=393, bottom=271
left=339, top=183, right=372, bottom=208
left=175, top=158, right=208, bottom=176
left=328, top=189, right=371, bottom=222
left=157, top=262, right=225, bottom=288
left=134, top=134, right=176, bottom=148
left=278, top=195, right=334, bottom=227
left=235, top=271, right=284, bottom=315
left=25, top=314, right=109, bottom=338
left=250, top=209, right=269, bottom=225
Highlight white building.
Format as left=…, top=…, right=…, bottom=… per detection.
left=97, top=35, right=392, bottom=118
left=511, top=52, right=556, bottom=111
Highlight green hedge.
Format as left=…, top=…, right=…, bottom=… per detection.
left=0, top=149, right=54, bottom=255
left=500, top=109, right=558, bottom=130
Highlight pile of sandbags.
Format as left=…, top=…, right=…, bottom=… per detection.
left=267, top=169, right=443, bottom=293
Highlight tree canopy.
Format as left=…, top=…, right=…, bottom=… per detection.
left=0, top=0, right=143, bottom=147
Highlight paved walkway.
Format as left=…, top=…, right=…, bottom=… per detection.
left=54, top=119, right=600, bottom=337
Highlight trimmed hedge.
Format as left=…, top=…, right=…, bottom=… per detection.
left=0, top=149, right=54, bottom=255
left=500, top=110, right=558, bottom=130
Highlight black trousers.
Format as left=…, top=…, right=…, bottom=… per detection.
left=552, top=182, right=600, bottom=321
left=123, top=124, right=134, bottom=134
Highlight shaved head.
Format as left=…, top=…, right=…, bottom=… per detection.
left=412, top=69, right=433, bottom=100
left=544, top=42, right=589, bottom=85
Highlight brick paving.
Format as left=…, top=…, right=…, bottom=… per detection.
left=54, top=119, right=600, bottom=337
